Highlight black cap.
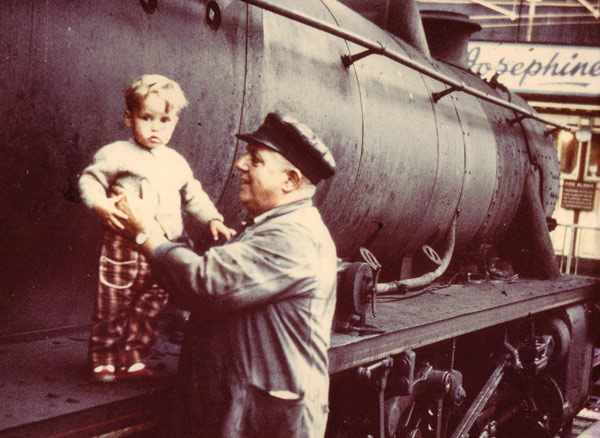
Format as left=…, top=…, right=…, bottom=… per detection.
left=236, top=112, right=336, bottom=184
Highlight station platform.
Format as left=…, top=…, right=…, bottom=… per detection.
left=574, top=391, right=600, bottom=438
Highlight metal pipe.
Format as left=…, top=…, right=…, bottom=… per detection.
left=240, top=0, right=572, bottom=131
left=559, top=226, right=567, bottom=273
left=566, top=224, right=574, bottom=274
left=576, top=0, right=600, bottom=19
left=470, top=0, right=518, bottom=20
left=520, top=170, right=561, bottom=279
left=376, top=216, right=456, bottom=294
left=574, top=225, right=583, bottom=275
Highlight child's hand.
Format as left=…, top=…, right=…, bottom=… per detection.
left=209, top=220, right=237, bottom=241
left=92, top=195, right=129, bottom=231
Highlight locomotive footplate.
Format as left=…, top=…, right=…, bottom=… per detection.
left=329, top=276, right=600, bottom=374
left=0, top=331, right=180, bottom=438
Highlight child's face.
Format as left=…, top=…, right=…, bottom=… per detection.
left=125, top=94, right=179, bottom=149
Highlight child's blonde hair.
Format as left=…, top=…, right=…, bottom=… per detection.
left=125, top=74, right=189, bottom=114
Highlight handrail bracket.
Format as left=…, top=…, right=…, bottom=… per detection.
left=432, top=83, right=465, bottom=103
left=507, top=114, right=529, bottom=125
left=341, top=42, right=385, bottom=68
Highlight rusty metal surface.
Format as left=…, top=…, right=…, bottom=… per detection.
left=329, top=276, right=600, bottom=374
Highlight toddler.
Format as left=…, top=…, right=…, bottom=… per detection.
left=79, top=74, right=235, bottom=383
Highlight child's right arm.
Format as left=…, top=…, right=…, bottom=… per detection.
left=79, top=144, right=127, bottom=230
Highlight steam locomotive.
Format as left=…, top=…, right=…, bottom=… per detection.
left=1, top=0, right=598, bottom=437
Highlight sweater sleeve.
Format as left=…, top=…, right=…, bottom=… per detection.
left=78, top=146, right=114, bottom=209
left=179, top=164, right=224, bottom=226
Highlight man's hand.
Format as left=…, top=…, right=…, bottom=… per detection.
left=113, top=181, right=159, bottom=240
left=209, top=220, right=237, bottom=241
left=92, top=195, right=128, bottom=231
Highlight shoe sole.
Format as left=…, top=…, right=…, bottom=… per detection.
left=91, top=373, right=117, bottom=383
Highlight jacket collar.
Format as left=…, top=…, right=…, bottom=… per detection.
left=252, top=198, right=313, bottom=225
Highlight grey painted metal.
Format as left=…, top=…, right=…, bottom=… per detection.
left=451, top=67, right=530, bottom=242
left=384, top=0, right=431, bottom=56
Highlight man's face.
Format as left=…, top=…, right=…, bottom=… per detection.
left=235, top=144, right=289, bottom=216
left=125, top=94, right=179, bottom=149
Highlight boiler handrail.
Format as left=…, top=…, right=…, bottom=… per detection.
left=240, top=0, right=572, bottom=131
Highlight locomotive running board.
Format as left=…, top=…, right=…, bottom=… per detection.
left=329, top=276, right=600, bottom=374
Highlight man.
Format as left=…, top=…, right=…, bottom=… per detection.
left=117, top=112, right=337, bottom=437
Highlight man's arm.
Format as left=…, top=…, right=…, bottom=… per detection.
left=117, top=186, right=318, bottom=311
left=150, top=226, right=317, bottom=311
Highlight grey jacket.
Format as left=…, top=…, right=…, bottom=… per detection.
left=151, top=199, right=337, bottom=437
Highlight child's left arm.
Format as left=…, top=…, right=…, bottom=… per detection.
left=209, top=219, right=237, bottom=241
left=179, top=170, right=236, bottom=241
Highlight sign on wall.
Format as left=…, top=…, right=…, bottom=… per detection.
left=468, top=42, right=600, bottom=96
left=561, top=180, right=596, bottom=211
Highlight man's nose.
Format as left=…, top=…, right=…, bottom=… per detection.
left=235, top=154, right=249, bottom=171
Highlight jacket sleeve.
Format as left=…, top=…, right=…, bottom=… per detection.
left=151, top=225, right=317, bottom=311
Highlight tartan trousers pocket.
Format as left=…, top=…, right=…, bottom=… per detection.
left=244, top=384, right=304, bottom=438
left=99, top=254, right=139, bottom=289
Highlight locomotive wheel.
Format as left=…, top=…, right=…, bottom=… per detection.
left=496, top=375, right=565, bottom=438
left=392, top=398, right=441, bottom=438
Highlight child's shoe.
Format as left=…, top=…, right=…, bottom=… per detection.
left=117, top=362, right=158, bottom=380
left=91, top=364, right=117, bottom=383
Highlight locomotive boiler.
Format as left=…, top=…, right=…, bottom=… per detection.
left=1, top=1, right=599, bottom=437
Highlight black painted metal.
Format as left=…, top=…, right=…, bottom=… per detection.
left=0, top=0, right=563, bottom=335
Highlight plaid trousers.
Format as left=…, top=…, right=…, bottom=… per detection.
left=89, top=231, right=168, bottom=369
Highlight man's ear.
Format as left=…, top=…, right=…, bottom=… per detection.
left=282, top=168, right=302, bottom=193
left=124, top=110, right=133, bottom=128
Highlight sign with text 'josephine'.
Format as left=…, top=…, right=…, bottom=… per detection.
left=468, top=42, right=600, bottom=96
